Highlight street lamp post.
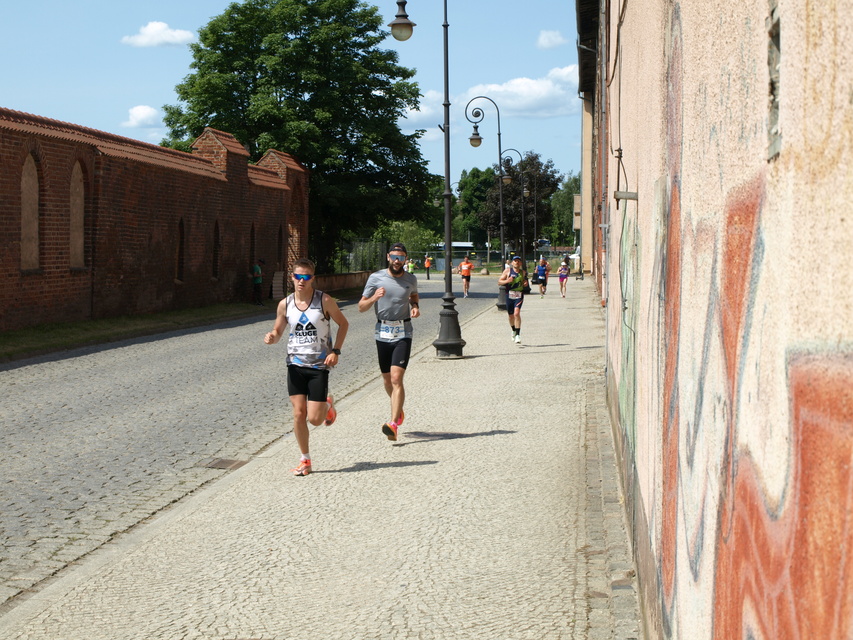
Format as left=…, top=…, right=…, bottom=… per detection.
left=502, top=148, right=525, bottom=268
left=390, top=0, right=465, bottom=358
left=532, top=176, right=538, bottom=257
left=433, top=181, right=459, bottom=208
left=466, top=96, right=508, bottom=309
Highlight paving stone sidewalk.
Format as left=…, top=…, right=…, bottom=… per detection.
left=0, top=280, right=643, bottom=640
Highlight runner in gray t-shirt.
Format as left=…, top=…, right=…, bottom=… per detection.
left=358, top=242, right=420, bottom=441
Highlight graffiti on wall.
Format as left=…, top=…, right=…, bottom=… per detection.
left=714, top=352, right=853, bottom=639
left=633, top=4, right=853, bottom=638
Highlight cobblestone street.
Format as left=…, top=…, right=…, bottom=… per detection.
left=0, top=276, right=642, bottom=639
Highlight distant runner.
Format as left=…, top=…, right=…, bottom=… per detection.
left=498, top=255, right=528, bottom=344
left=457, top=255, right=474, bottom=298
left=534, top=257, right=551, bottom=297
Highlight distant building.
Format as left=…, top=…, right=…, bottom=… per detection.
left=0, top=108, right=309, bottom=331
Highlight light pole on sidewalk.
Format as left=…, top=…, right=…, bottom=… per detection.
left=501, top=148, right=526, bottom=268
left=390, top=0, right=465, bottom=358
left=466, top=95, right=509, bottom=310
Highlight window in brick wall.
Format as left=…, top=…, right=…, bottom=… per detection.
left=21, top=154, right=40, bottom=271
left=70, top=161, right=85, bottom=269
left=212, top=220, right=221, bottom=279
left=176, top=218, right=186, bottom=282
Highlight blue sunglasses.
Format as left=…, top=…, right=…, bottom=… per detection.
left=292, top=273, right=314, bottom=281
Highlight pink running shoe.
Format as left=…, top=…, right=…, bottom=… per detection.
left=292, top=459, right=312, bottom=476
left=323, top=395, right=337, bottom=426
left=382, top=422, right=398, bottom=441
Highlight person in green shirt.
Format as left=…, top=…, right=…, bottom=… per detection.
left=251, top=258, right=265, bottom=305
left=498, top=255, right=528, bottom=344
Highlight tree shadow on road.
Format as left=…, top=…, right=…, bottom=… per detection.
left=392, top=429, right=516, bottom=446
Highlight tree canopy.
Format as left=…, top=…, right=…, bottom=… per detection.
left=162, top=0, right=433, bottom=271
left=548, top=171, right=581, bottom=247
left=450, top=168, right=493, bottom=246
left=477, top=152, right=562, bottom=258
left=371, top=219, right=441, bottom=257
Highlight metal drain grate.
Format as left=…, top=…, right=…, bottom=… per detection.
left=197, top=457, right=248, bottom=470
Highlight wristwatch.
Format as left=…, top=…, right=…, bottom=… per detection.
left=331, top=348, right=341, bottom=355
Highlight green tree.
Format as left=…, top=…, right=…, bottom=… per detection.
left=547, top=171, right=581, bottom=247
left=451, top=168, right=493, bottom=247
left=423, top=173, right=447, bottom=237
left=161, top=0, right=432, bottom=272
left=478, top=152, right=562, bottom=258
left=372, top=220, right=441, bottom=257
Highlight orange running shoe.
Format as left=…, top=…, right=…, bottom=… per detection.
left=292, top=459, right=312, bottom=476
left=382, top=422, right=398, bottom=441
left=323, top=395, right=337, bottom=426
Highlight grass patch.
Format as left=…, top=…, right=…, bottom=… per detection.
left=1, top=288, right=366, bottom=364
left=0, top=303, right=274, bottom=363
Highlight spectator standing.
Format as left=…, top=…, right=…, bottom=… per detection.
left=251, top=258, right=266, bottom=305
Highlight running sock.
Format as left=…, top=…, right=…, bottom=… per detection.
left=301, top=454, right=311, bottom=461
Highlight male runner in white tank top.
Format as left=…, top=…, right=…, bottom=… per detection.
left=264, top=258, right=348, bottom=476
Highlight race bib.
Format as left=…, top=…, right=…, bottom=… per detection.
left=376, top=320, right=406, bottom=342
left=508, top=291, right=522, bottom=299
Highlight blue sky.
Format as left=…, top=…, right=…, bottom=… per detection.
left=1, top=1, right=580, bottom=182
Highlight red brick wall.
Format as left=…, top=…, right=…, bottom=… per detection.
left=0, top=133, right=96, bottom=330
left=0, top=109, right=309, bottom=331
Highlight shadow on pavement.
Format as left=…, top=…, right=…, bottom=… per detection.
left=317, top=460, right=439, bottom=473
left=393, top=429, right=516, bottom=446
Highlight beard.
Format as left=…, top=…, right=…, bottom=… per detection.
left=389, top=260, right=405, bottom=274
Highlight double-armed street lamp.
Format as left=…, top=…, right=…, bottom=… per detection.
left=531, top=175, right=538, bottom=257
left=433, top=181, right=459, bottom=208
left=389, top=0, right=465, bottom=358
left=501, top=147, right=527, bottom=268
left=465, top=95, right=510, bottom=309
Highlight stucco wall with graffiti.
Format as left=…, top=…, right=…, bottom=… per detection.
left=597, top=1, right=853, bottom=637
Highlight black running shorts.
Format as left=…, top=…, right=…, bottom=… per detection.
left=376, top=338, right=412, bottom=373
left=506, top=295, right=524, bottom=315
left=287, top=365, right=329, bottom=402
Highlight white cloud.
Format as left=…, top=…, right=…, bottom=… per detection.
left=122, top=105, right=160, bottom=128
left=403, top=89, right=442, bottom=125
left=463, top=65, right=580, bottom=118
left=537, top=30, right=569, bottom=50
left=399, top=66, right=580, bottom=135
left=121, top=21, right=195, bottom=47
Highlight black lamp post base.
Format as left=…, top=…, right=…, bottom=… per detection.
left=496, top=284, right=507, bottom=310
left=433, top=293, right=466, bottom=358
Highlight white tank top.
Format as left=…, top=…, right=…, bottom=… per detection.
left=285, top=290, right=332, bottom=369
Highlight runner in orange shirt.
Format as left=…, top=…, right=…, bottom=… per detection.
left=456, top=255, right=474, bottom=297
